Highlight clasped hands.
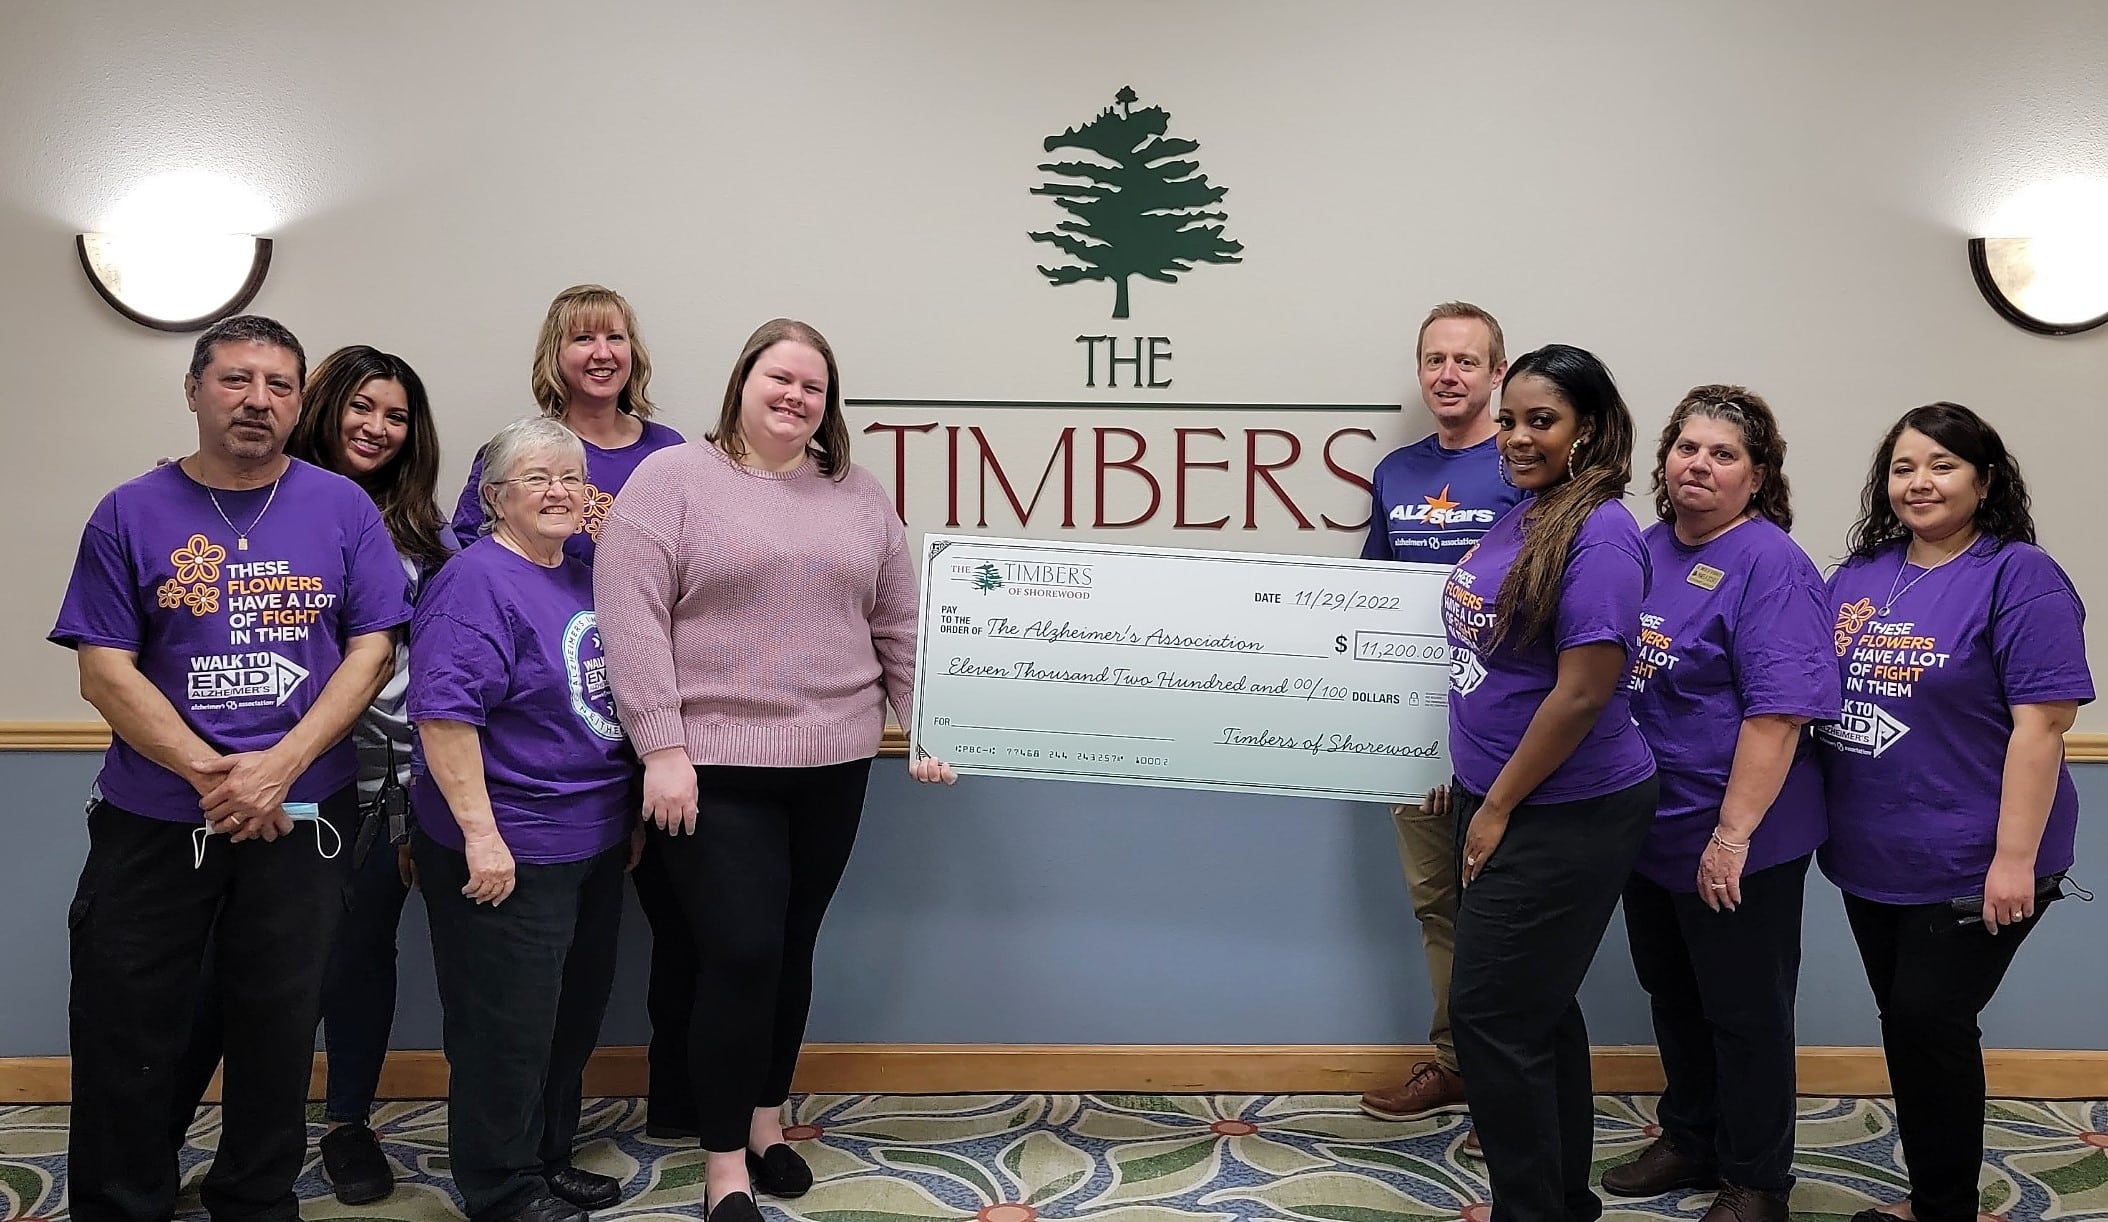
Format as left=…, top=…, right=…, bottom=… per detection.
left=191, top=748, right=301, bottom=842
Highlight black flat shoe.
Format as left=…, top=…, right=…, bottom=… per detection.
left=706, top=1190, right=764, bottom=1222
left=485, top=1193, right=587, bottom=1222
left=748, top=1142, right=814, bottom=1198
left=546, top=1165, right=623, bottom=1210
left=318, top=1122, right=394, bottom=1206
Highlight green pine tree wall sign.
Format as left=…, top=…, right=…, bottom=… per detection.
left=1030, top=86, right=1244, bottom=319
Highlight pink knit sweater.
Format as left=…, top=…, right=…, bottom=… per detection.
left=594, top=440, right=917, bottom=768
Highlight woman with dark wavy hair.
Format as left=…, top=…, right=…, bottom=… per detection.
left=1603, top=387, right=1838, bottom=1220
left=1439, top=343, right=1657, bottom=1222
left=1818, top=403, right=2091, bottom=1222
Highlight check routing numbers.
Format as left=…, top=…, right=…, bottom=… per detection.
left=910, top=535, right=1455, bottom=803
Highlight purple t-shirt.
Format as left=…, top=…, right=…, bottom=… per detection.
left=1442, top=498, right=1655, bottom=804
left=1362, top=435, right=1528, bottom=567
left=448, top=418, right=684, bottom=564
left=1816, top=535, right=2093, bottom=905
left=1626, top=518, right=1840, bottom=890
left=409, top=536, right=634, bottom=864
left=50, top=460, right=411, bottom=819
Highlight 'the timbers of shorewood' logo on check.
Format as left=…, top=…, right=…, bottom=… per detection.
left=187, top=651, right=310, bottom=706
left=950, top=558, right=1095, bottom=601
left=1029, top=86, right=1243, bottom=319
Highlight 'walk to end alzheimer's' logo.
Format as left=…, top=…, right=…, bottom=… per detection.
left=1030, top=86, right=1243, bottom=319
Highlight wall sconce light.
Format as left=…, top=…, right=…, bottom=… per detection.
left=1969, top=235, right=2108, bottom=336
left=76, top=232, right=274, bottom=332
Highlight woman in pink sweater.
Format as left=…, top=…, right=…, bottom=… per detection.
left=595, top=318, right=952, bottom=1222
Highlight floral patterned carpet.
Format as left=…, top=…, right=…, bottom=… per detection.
left=4, top=1093, right=2107, bottom=1221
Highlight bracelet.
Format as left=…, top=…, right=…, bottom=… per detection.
left=1710, top=829, right=1750, bottom=854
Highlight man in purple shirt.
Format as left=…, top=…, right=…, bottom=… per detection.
left=50, top=316, right=409, bottom=1222
left=1359, top=303, right=1525, bottom=1146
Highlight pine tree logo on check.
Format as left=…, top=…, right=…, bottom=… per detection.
left=1030, top=86, right=1243, bottom=319
left=973, top=562, right=1005, bottom=593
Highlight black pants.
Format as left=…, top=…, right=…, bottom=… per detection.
left=653, top=759, right=871, bottom=1153
left=1450, top=776, right=1658, bottom=1222
left=1623, top=854, right=1809, bottom=1192
left=630, top=834, right=700, bottom=1133
left=417, top=831, right=625, bottom=1219
left=171, top=817, right=414, bottom=1143
left=68, top=791, right=357, bottom=1222
left=1843, top=891, right=2043, bottom=1222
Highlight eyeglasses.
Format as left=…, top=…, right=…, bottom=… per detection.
left=495, top=473, right=586, bottom=494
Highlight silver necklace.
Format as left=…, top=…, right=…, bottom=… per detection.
left=204, top=475, right=283, bottom=552
left=1879, top=542, right=1967, bottom=615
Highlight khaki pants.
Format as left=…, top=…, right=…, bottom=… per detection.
left=1392, top=799, right=1460, bottom=1071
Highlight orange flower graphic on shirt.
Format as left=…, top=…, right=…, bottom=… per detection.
left=156, top=579, right=187, bottom=610
left=1834, top=596, right=1877, bottom=656
left=582, top=483, right=614, bottom=539
left=170, top=534, right=226, bottom=585
left=183, top=583, right=220, bottom=617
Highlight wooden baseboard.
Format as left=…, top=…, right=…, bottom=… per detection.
left=5, top=1044, right=2106, bottom=1105
left=1, top=724, right=2103, bottom=760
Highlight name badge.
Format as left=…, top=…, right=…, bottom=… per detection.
left=1687, top=563, right=1725, bottom=590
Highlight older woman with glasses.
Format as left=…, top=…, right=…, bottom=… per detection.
left=412, top=417, right=639, bottom=1222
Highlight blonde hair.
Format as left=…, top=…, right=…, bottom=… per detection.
left=1416, top=301, right=1506, bottom=369
left=529, top=284, right=656, bottom=419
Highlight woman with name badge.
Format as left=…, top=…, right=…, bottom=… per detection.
left=447, top=283, right=698, bottom=1140
left=1817, top=402, right=2092, bottom=1222
left=1439, top=343, right=1656, bottom=1222
left=1604, top=388, right=1838, bottom=1220
left=411, top=417, right=637, bottom=1222
left=595, top=318, right=955, bottom=1222
left=172, top=346, right=453, bottom=1206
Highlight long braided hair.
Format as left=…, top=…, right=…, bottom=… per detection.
left=1488, top=344, right=1637, bottom=649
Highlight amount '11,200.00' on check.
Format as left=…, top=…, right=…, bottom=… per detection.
left=908, top=535, right=1455, bottom=803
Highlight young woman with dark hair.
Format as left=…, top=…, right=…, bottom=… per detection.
left=1819, top=402, right=2091, bottom=1222
left=1440, top=343, right=1658, bottom=1222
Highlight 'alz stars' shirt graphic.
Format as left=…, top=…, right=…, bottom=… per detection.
left=1362, top=435, right=1525, bottom=568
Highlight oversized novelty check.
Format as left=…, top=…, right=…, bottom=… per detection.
left=910, top=535, right=1454, bottom=803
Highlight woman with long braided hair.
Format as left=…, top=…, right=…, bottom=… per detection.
left=1438, top=343, right=1657, bottom=1222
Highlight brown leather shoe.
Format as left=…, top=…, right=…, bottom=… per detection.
left=1460, top=1126, right=1481, bottom=1158
left=1358, top=1062, right=1468, bottom=1121
left=1700, top=1184, right=1788, bottom=1222
left=1600, top=1136, right=1719, bottom=1197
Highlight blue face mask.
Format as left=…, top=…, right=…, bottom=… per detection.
left=190, top=803, right=344, bottom=868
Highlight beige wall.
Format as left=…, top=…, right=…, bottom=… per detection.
left=4, top=1, right=2104, bottom=727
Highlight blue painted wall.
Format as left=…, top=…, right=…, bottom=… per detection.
left=2, top=753, right=2100, bottom=1057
